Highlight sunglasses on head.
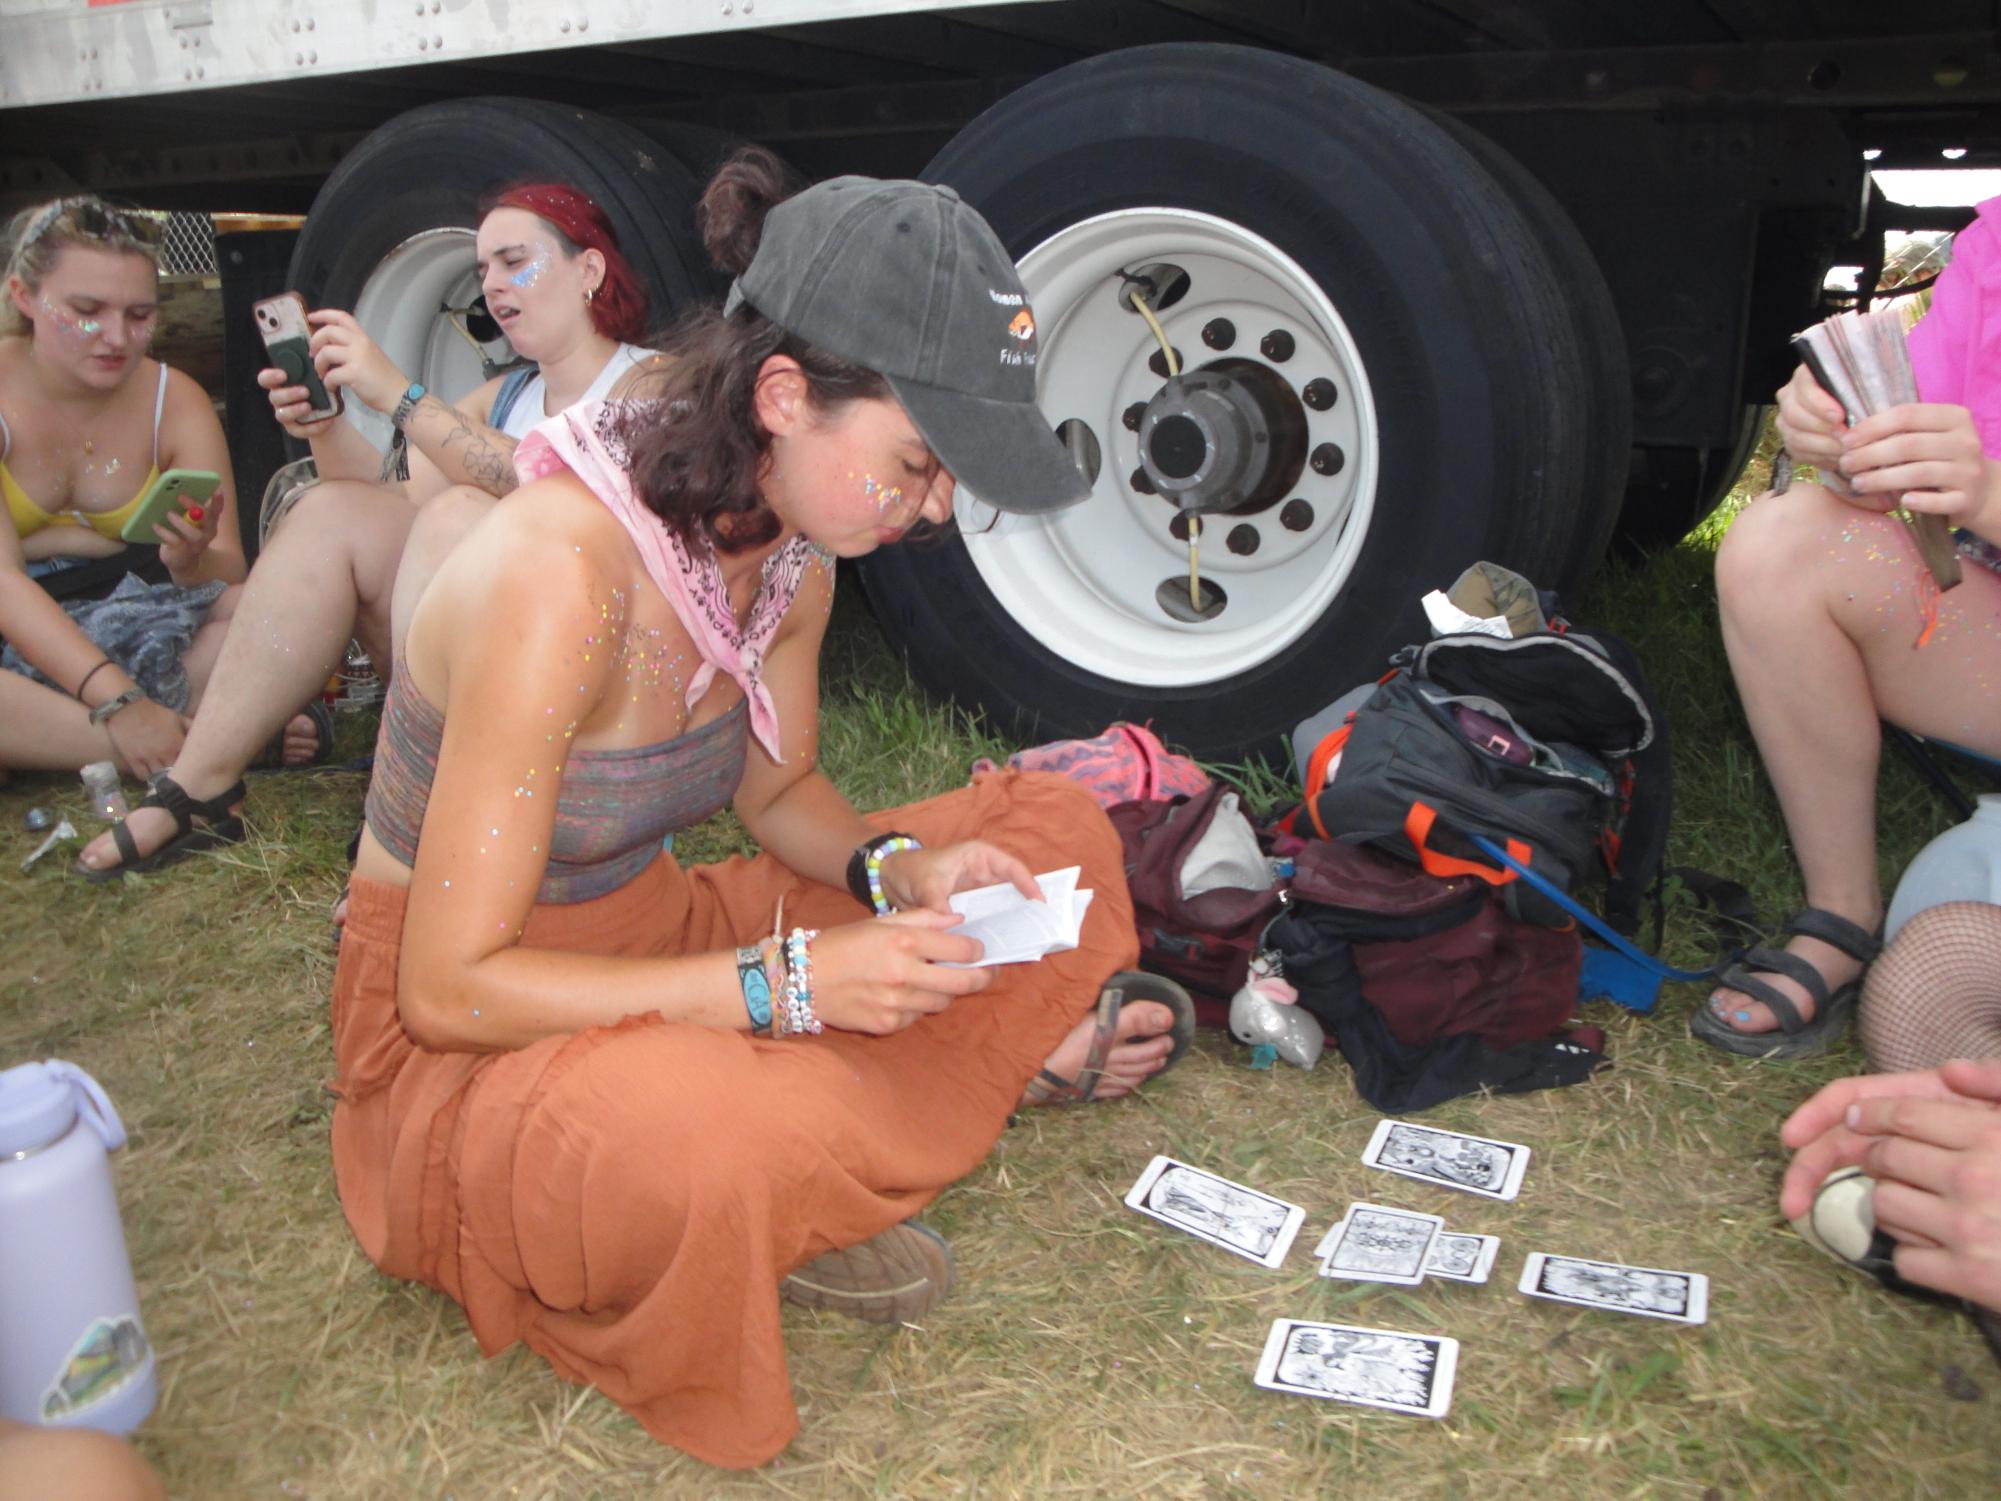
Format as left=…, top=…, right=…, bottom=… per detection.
left=26, top=198, right=165, bottom=251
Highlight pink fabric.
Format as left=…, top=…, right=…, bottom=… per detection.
left=514, top=399, right=831, bottom=761
left=970, top=721, right=1210, bottom=809
left=1908, top=195, right=2001, bottom=459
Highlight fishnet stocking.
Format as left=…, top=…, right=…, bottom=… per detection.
left=1859, top=902, right=2001, bottom=1073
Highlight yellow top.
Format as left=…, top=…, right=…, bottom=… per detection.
left=2, top=362, right=168, bottom=541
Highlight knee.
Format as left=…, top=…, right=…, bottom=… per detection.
left=1715, top=486, right=1832, bottom=604
left=0, top=1422, right=165, bottom=1501
left=407, top=486, right=494, bottom=562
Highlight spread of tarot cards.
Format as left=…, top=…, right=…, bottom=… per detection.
left=1123, top=1156, right=1305, bottom=1268
left=1253, top=1318, right=1459, bottom=1418
left=1311, top=1206, right=1500, bottom=1286
left=1516, top=1253, right=1708, bottom=1324
left=1362, top=1119, right=1530, bottom=1201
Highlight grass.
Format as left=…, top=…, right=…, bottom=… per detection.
left=5, top=456, right=2000, bottom=1499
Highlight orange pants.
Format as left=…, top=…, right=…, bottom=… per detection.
left=328, top=771, right=1136, bottom=1468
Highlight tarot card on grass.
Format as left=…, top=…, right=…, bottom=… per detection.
left=1124, top=1156, right=1304, bottom=1269
left=1318, top=1203, right=1443, bottom=1286
left=1253, top=1318, right=1459, bottom=1418
left=1362, top=1119, right=1530, bottom=1201
left=1424, top=1231, right=1501, bottom=1284
left=1517, top=1252, right=1708, bottom=1324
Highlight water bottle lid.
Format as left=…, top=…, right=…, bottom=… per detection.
left=0, top=1060, right=126, bottom=1157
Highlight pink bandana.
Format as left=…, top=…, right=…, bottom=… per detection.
left=513, top=399, right=829, bottom=761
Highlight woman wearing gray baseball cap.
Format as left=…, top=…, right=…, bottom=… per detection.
left=323, top=147, right=1195, bottom=1467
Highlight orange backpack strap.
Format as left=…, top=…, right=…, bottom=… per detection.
left=1402, top=801, right=1530, bottom=886
left=1302, top=723, right=1354, bottom=839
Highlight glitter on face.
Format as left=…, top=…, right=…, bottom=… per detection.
left=510, top=243, right=553, bottom=289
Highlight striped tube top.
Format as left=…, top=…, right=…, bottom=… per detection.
left=363, top=661, right=748, bottom=904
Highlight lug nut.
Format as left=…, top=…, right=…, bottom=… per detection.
left=1302, top=377, right=1337, bottom=410
left=1130, top=467, right=1157, bottom=495
left=1309, top=443, right=1345, bottom=476
left=1202, top=318, right=1236, bottom=350
left=1122, top=402, right=1146, bottom=432
left=1280, top=499, right=1315, bottom=531
left=1260, top=329, right=1295, bottom=362
left=1148, top=346, right=1182, bottom=379
left=1226, top=524, right=1260, bottom=556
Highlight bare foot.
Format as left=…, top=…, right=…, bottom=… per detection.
left=1023, top=999, right=1178, bottom=1107
left=1706, top=932, right=1869, bottom=1035
left=280, top=711, right=324, bottom=766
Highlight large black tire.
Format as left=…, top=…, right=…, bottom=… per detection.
left=1618, top=404, right=1767, bottom=555
left=857, top=44, right=1603, bottom=761
left=287, top=97, right=707, bottom=373
left=1428, top=112, right=1632, bottom=599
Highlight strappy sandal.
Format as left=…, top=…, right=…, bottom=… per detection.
left=1023, top=971, right=1197, bottom=1106
left=72, top=774, right=246, bottom=883
left=252, top=699, right=335, bottom=770
left=1690, top=907, right=1882, bottom=1059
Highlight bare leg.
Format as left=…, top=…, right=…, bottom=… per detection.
left=0, top=668, right=122, bottom=771
left=76, top=479, right=416, bottom=871
left=1711, top=486, right=2001, bottom=1033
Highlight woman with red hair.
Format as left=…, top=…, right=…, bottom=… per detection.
left=78, top=181, right=662, bottom=876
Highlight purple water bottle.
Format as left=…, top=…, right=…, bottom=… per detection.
left=0, top=1060, right=157, bottom=1435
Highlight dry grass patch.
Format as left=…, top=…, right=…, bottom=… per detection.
left=3, top=549, right=1999, bottom=1499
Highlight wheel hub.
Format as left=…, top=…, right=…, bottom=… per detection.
left=1136, top=360, right=1306, bottom=515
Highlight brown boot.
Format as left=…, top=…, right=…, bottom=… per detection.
left=780, top=1220, right=955, bottom=1324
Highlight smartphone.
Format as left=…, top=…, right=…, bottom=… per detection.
left=119, top=468, right=222, bottom=544
left=252, top=291, right=342, bottom=424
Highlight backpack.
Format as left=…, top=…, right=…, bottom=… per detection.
left=1293, top=613, right=1672, bottom=936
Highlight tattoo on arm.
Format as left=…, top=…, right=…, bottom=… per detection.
left=419, top=394, right=520, bottom=496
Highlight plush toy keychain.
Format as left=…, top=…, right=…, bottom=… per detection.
left=1228, top=950, right=1324, bottom=1069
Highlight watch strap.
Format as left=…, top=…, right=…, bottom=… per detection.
left=390, top=381, right=428, bottom=431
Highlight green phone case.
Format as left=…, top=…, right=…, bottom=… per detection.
left=119, top=468, right=222, bottom=544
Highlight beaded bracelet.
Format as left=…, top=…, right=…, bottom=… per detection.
left=863, top=835, right=922, bottom=915
left=781, top=926, right=822, bottom=1035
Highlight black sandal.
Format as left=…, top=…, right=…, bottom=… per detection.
left=1023, top=971, right=1197, bottom=1105
left=1690, top=907, right=1882, bottom=1059
left=72, top=774, right=247, bottom=883
left=251, top=699, right=335, bottom=770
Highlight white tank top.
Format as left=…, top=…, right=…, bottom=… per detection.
left=495, top=343, right=654, bottom=439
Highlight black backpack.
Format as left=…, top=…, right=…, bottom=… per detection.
left=1294, top=618, right=1672, bottom=937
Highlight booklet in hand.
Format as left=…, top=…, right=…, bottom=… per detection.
left=939, top=865, right=1095, bottom=966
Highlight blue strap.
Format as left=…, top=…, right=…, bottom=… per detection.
left=1466, top=833, right=1719, bottom=984
left=485, top=365, right=538, bottom=433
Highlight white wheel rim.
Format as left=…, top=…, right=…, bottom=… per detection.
left=956, top=208, right=1378, bottom=688
left=347, top=227, right=513, bottom=453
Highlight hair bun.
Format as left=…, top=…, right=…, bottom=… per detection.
left=698, top=145, right=801, bottom=279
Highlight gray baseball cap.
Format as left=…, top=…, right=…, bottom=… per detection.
left=723, top=176, right=1090, bottom=515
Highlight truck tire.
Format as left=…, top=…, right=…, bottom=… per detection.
left=286, top=98, right=706, bottom=455
left=856, top=44, right=1600, bottom=761
left=1427, top=113, right=1632, bottom=598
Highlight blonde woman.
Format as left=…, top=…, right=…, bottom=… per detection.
left=0, top=195, right=297, bottom=782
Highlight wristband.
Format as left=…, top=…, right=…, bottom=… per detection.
left=87, top=686, right=145, bottom=726
left=781, top=926, right=822, bottom=1036
left=846, top=831, right=921, bottom=915
left=74, top=658, right=116, bottom=703
left=389, top=381, right=427, bottom=431
left=736, top=943, right=774, bottom=1034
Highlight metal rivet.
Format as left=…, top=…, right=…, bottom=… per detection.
left=294, top=52, right=304, bottom=64
left=418, top=37, right=428, bottom=49
left=577, top=16, right=589, bottom=28
left=560, top=18, right=571, bottom=30
left=308, top=49, right=317, bottom=63
left=433, top=33, right=443, bottom=46
left=291, top=19, right=300, bottom=31
left=306, top=18, right=315, bottom=30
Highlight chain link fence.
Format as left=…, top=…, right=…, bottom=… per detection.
left=152, top=210, right=218, bottom=277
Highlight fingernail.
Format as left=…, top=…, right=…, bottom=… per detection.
left=1735, top=1011, right=1750, bottom=1023
left=1845, top=1104, right=1861, bottom=1128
